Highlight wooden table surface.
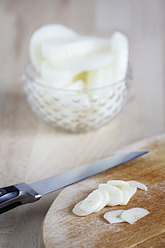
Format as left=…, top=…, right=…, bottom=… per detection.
left=0, top=0, right=164, bottom=247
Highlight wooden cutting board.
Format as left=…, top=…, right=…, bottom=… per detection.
left=41, top=135, right=165, bottom=248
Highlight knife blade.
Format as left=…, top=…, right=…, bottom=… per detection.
left=0, top=151, right=148, bottom=214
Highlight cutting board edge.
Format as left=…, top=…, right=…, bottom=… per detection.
left=114, top=133, right=165, bottom=153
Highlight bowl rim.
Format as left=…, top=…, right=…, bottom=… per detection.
left=23, top=61, right=131, bottom=92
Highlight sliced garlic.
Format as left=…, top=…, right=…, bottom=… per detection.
left=94, top=190, right=110, bottom=212
left=107, top=180, right=129, bottom=187
left=127, top=181, right=148, bottom=191
left=79, top=189, right=104, bottom=213
left=120, top=186, right=137, bottom=206
left=107, top=180, right=136, bottom=205
left=73, top=179, right=148, bottom=217
left=98, top=184, right=123, bottom=206
left=120, top=185, right=134, bottom=205
left=130, top=186, right=137, bottom=197
left=72, top=200, right=89, bottom=216
left=121, top=208, right=150, bottom=224
left=104, top=210, right=125, bottom=224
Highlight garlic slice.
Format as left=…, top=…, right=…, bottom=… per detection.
left=120, top=185, right=134, bottom=205
left=72, top=200, right=89, bottom=216
left=107, top=180, right=129, bottom=187
left=104, top=210, right=125, bottom=224
left=79, top=189, right=104, bottom=213
left=127, top=181, right=148, bottom=191
left=94, top=190, right=110, bottom=212
left=98, top=184, right=123, bottom=206
left=130, top=186, right=137, bottom=197
left=107, top=180, right=136, bottom=205
left=121, top=208, right=150, bottom=224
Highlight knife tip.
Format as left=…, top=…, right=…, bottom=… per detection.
left=136, top=150, right=149, bottom=157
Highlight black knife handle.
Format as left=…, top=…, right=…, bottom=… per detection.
left=0, top=183, right=42, bottom=214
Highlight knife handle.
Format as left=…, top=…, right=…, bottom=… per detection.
left=0, top=183, right=42, bottom=214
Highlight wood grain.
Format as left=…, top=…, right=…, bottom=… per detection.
left=0, top=0, right=165, bottom=247
left=42, top=135, right=165, bottom=248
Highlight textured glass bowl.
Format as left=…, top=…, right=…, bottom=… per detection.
left=23, top=62, right=132, bottom=132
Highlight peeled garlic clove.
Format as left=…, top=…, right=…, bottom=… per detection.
left=86, top=67, right=105, bottom=100
left=79, top=189, right=104, bottom=213
left=86, top=66, right=105, bottom=90
left=56, top=53, right=113, bottom=72
left=72, top=200, right=90, bottom=216
left=107, top=180, right=129, bottom=187
left=110, top=31, right=129, bottom=82
left=98, top=184, right=123, bottom=206
left=40, top=61, right=78, bottom=85
left=42, top=36, right=109, bottom=65
left=104, top=210, right=125, bottom=224
left=121, top=208, right=150, bottom=224
left=127, top=181, right=148, bottom=191
left=65, top=80, right=85, bottom=91
left=86, top=63, right=114, bottom=100
left=30, top=24, right=77, bottom=71
left=94, top=190, right=110, bottom=212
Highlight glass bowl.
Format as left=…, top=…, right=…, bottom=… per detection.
left=22, top=62, right=132, bottom=132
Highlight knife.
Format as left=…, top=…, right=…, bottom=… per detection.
left=0, top=151, right=148, bottom=214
